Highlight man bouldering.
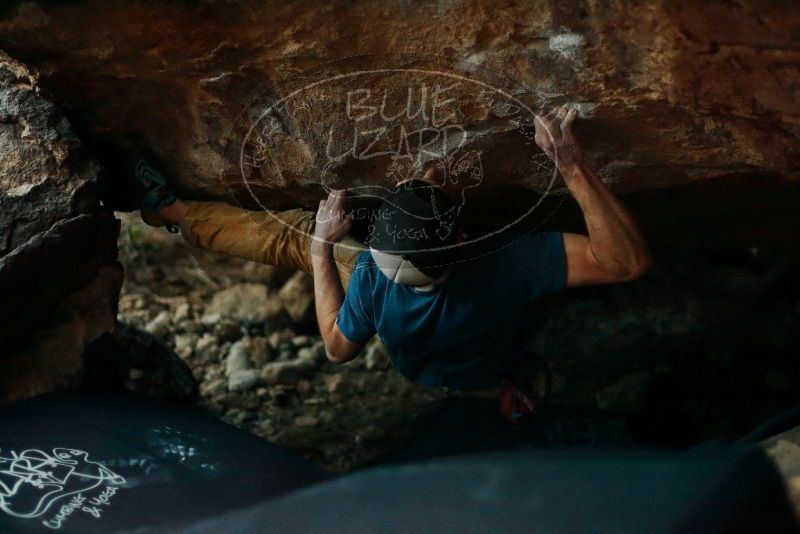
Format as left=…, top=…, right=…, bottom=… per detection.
left=130, top=106, right=651, bottom=420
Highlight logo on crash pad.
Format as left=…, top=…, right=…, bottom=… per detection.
left=0, top=447, right=125, bottom=528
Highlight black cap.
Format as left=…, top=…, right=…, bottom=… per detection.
left=367, top=179, right=459, bottom=277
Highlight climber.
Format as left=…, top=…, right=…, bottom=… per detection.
left=130, top=106, right=651, bottom=419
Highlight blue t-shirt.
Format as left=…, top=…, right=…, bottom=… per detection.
left=336, top=232, right=567, bottom=391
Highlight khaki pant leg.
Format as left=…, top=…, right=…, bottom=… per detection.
left=179, top=201, right=365, bottom=287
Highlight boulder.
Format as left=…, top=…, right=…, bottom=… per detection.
left=0, top=50, right=120, bottom=405
left=0, top=2, right=796, bottom=252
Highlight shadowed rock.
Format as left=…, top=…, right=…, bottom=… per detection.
left=0, top=50, right=120, bottom=404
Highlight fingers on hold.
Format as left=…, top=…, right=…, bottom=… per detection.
left=564, top=107, right=578, bottom=123
left=561, top=109, right=578, bottom=133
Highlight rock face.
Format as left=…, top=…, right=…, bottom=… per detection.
left=0, top=51, right=121, bottom=404
left=0, top=1, right=799, bottom=400
left=0, top=1, right=797, bottom=251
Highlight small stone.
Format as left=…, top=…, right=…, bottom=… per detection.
left=292, top=335, right=312, bottom=348
left=240, top=395, right=261, bottom=410
left=226, top=338, right=253, bottom=376
left=129, top=368, right=146, bottom=380
left=296, top=379, right=312, bottom=394
left=268, top=328, right=296, bottom=348
left=261, top=359, right=317, bottom=385
left=204, top=365, right=223, bottom=381
left=323, top=373, right=345, bottom=394
left=174, top=302, right=191, bottom=322
left=144, top=310, right=172, bottom=338
left=276, top=342, right=295, bottom=361
left=248, top=323, right=267, bottom=337
left=200, top=378, right=226, bottom=397
left=204, top=283, right=283, bottom=323
left=257, top=419, right=275, bottom=435
left=224, top=408, right=248, bottom=426
left=228, top=369, right=260, bottom=392
left=278, top=272, right=315, bottom=323
left=195, top=333, right=220, bottom=362
left=294, top=415, right=319, bottom=427
left=298, top=341, right=327, bottom=365
left=173, top=333, right=198, bottom=359
left=214, top=320, right=243, bottom=342
left=201, top=312, right=222, bottom=326
left=179, top=320, right=204, bottom=334
left=364, top=338, right=390, bottom=370
left=249, top=336, right=273, bottom=367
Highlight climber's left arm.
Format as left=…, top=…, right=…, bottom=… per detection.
left=534, top=107, right=652, bottom=287
left=311, top=190, right=364, bottom=364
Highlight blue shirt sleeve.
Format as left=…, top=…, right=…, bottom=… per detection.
left=336, top=261, right=377, bottom=343
left=523, top=231, right=567, bottom=298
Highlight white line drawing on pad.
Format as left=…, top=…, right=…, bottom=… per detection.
left=0, top=448, right=125, bottom=520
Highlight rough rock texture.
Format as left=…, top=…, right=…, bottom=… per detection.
left=0, top=50, right=121, bottom=404
left=0, top=1, right=797, bottom=252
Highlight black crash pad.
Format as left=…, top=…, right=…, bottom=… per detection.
left=185, top=447, right=797, bottom=534
left=1, top=392, right=798, bottom=533
left=0, top=392, right=326, bottom=533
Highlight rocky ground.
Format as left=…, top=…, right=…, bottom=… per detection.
left=116, top=211, right=800, bottom=472
left=116, top=213, right=443, bottom=473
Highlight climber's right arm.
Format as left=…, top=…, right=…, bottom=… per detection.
left=535, top=107, right=652, bottom=287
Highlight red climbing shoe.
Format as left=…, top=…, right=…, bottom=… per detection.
left=499, top=380, right=538, bottom=423
left=499, top=355, right=553, bottom=423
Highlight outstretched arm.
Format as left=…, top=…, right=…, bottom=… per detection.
left=535, top=107, right=652, bottom=286
left=311, top=190, right=364, bottom=364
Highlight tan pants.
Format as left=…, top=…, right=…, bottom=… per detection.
left=179, top=201, right=365, bottom=287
